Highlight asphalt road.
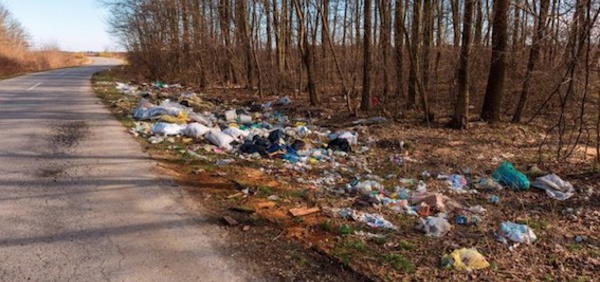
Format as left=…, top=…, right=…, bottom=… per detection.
left=0, top=59, right=248, bottom=281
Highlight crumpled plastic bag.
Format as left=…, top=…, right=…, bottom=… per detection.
left=473, top=178, right=503, bottom=190
left=205, top=130, right=235, bottom=151
left=498, top=221, right=537, bottom=244
left=151, top=122, right=186, bottom=136
left=133, top=99, right=185, bottom=121
left=532, top=174, right=575, bottom=200
left=438, top=174, right=469, bottom=193
left=222, top=127, right=250, bottom=142
left=417, top=215, right=451, bottom=237
left=183, top=123, right=210, bottom=138
left=492, top=162, right=530, bottom=190
left=442, top=248, right=490, bottom=271
left=337, top=208, right=397, bottom=230
left=411, top=192, right=463, bottom=213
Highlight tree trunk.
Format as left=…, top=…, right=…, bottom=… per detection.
left=481, top=0, right=509, bottom=122
left=450, top=0, right=460, bottom=47
left=321, top=0, right=329, bottom=78
left=394, top=0, right=405, bottom=101
left=422, top=0, right=433, bottom=91
left=512, top=0, right=550, bottom=122
left=451, top=0, right=474, bottom=129
left=293, top=0, right=319, bottom=106
left=474, top=0, right=483, bottom=45
left=236, top=0, right=254, bottom=88
left=379, top=0, right=392, bottom=101
left=361, top=0, right=372, bottom=111
left=408, top=0, right=421, bottom=107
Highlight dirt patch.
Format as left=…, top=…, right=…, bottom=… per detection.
left=51, top=121, right=89, bottom=149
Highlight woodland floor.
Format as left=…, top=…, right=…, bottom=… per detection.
left=93, top=66, right=599, bottom=281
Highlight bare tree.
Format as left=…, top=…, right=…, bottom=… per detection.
left=481, top=0, right=509, bottom=122
left=361, top=0, right=373, bottom=111
left=512, top=0, right=550, bottom=122
left=450, top=0, right=474, bottom=129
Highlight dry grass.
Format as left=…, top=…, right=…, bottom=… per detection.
left=0, top=45, right=86, bottom=77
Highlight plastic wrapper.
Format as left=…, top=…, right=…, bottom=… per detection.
left=532, top=174, right=575, bottom=200
left=442, top=248, right=490, bottom=271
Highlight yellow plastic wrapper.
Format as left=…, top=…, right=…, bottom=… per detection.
left=442, top=248, right=490, bottom=271
left=160, top=110, right=188, bottom=124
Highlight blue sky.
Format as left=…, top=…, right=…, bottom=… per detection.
left=2, top=0, right=118, bottom=51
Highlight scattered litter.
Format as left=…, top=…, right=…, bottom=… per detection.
left=497, top=221, right=537, bottom=245
left=474, top=178, right=503, bottom=190
left=151, top=122, right=185, bottom=136
left=489, top=195, right=499, bottom=204
left=454, top=211, right=481, bottom=225
left=438, top=174, right=469, bottom=193
left=337, top=208, right=397, bottom=230
left=532, top=174, right=575, bottom=200
left=492, top=162, right=530, bottom=190
left=417, top=214, right=451, bottom=237
left=441, top=248, right=490, bottom=271
left=183, top=123, right=210, bottom=138
left=148, top=136, right=164, bottom=144
left=411, top=192, right=463, bottom=213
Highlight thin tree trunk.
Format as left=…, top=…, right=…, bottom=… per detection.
left=408, top=0, right=421, bottom=107
left=293, top=0, right=319, bottom=106
left=422, top=0, right=433, bottom=91
left=474, top=0, right=483, bottom=45
left=450, top=0, right=460, bottom=47
left=512, top=0, right=550, bottom=122
left=394, top=0, right=405, bottom=101
left=361, top=0, right=373, bottom=111
left=379, top=0, right=392, bottom=102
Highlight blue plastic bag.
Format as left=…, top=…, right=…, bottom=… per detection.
left=492, top=162, right=530, bottom=190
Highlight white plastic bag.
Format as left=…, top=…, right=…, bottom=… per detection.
left=184, top=123, right=210, bottom=138
left=498, top=221, right=537, bottom=244
left=417, top=215, right=451, bottom=237
left=151, top=122, right=185, bottom=136
left=532, top=174, right=575, bottom=200
left=222, top=127, right=250, bottom=141
left=205, top=130, right=235, bottom=150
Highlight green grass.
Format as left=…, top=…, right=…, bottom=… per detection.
left=567, top=243, right=582, bottom=252
left=337, top=224, right=355, bottom=236
left=396, top=240, right=415, bottom=251
left=347, top=240, right=367, bottom=251
left=517, top=218, right=550, bottom=231
left=316, top=220, right=336, bottom=233
left=382, top=253, right=415, bottom=273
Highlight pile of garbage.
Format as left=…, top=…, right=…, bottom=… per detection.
left=113, top=81, right=580, bottom=273
left=119, top=82, right=365, bottom=167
